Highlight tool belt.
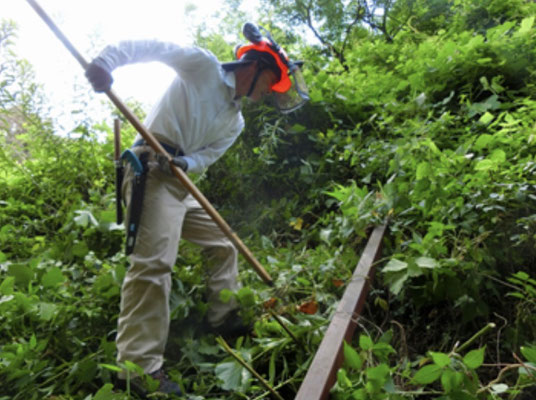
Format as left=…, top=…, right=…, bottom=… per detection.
left=116, top=139, right=184, bottom=255
left=117, top=149, right=149, bottom=255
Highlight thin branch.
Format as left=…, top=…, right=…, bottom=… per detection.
left=216, top=336, right=285, bottom=400
left=303, top=1, right=347, bottom=70
left=477, top=361, right=536, bottom=394
left=513, top=352, right=535, bottom=377
left=268, top=310, right=302, bottom=347
left=304, top=6, right=333, bottom=50
left=340, top=1, right=365, bottom=57
left=362, top=0, right=393, bottom=42
left=454, top=323, right=496, bottom=354
left=390, top=320, right=409, bottom=360
left=493, top=313, right=508, bottom=368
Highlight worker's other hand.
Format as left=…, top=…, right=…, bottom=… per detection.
left=85, top=61, right=113, bottom=92
left=156, top=153, right=188, bottom=173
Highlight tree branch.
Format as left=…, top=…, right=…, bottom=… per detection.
left=340, top=0, right=366, bottom=57
left=303, top=1, right=348, bottom=70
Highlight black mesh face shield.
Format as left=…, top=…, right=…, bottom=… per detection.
left=273, top=63, right=309, bottom=113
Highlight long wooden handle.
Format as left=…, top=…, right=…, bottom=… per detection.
left=26, top=0, right=273, bottom=285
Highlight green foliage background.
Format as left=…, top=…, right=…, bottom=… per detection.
left=1, top=0, right=536, bottom=398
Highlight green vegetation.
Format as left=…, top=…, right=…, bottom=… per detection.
left=1, top=0, right=536, bottom=398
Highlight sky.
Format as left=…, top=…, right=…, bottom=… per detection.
left=2, top=0, right=258, bottom=133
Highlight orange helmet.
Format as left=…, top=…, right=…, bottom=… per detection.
left=234, top=37, right=292, bottom=93
left=222, top=23, right=309, bottom=113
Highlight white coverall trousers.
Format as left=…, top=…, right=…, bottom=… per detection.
left=116, top=146, right=239, bottom=376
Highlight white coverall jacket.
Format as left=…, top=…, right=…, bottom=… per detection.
left=94, top=40, right=245, bottom=376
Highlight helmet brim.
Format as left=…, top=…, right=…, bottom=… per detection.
left=221, top=59, right=255, bottom=71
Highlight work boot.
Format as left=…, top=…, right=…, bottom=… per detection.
left=209, top=310, right=252, bottom=339
left=115, top=367, right=183, bottom=398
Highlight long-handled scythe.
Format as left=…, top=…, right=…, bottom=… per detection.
left=25, top=0, right=273, bottom=286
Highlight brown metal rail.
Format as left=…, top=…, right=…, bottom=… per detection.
left=295, top=224, right=387, bottom=400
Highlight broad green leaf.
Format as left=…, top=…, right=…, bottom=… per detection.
left=474, top=134, right=493, bottom=150
left=359, top=335, right=373, bottom=351
left=416, top=257, right=438, bottom=269
left=396, top=80, right=409, bottom=91
left=237, top=287, right=255, bottom=306
left=365, top=363, right=390, bottom=382
left=73, top=210, right=98, bottom=228
left=93, top=383, right=115, bottom=400
left=423, top=138, right=440, bottom=153
left=512, top=271, right=530, bottom=280
left=507, top=292, right=525, bottom=300
left=337, top=368, right=352, bottom=388
left=491, top=383, right=508, bottom=394
left=41, top=267, right=65, bottom=288
left=289, top=124, right=306, bottom=133
left=99, top=210, right=116, bottom=224
left=479, top=112, right=494, bottom=125
left=0, top=251, right=6, bottom=263
left=477, top=58, right=492, bottom=65
left=219, top=289, right=234, bottom=303
left=93, top=274, right=114, bottom=292
left=351, top=388, right=367, bottom=400
left=29, top=334, right=37, bottom=349
left=14, top=292, right=32, bottom=312
left=484, top=95, right=501, bottom=110
left=384, top=270, right=409, bottom=295
left=413, top=364, right=442, bottom=384
left=296, top=277, right=312, bottom=286
left=463, top=347, right=485, bottom=369
left=520, top=345, right=536, bottom=363
left=372, top=342, right=396, bottom=360
left=197, top=340, right=221, bottom=356
left=490, top=149, right=506, bottom=163
left=343, top=341, right=363, bottom=370
left=320, top=229, right=332, bottom=243
left=487, top=21, right=516, bottom=39
left=518, top=363, right=536, bottom=376
left=475, top=159, right=494, bottom=171
left=416, top=162, right=432, bottom=180
left=72, top=359, right=98, bottom=383
left=215, top=360, right=251, bottom=391
left=72, top=241, right=89, bottom=258
left=114, top=264, right=126, bottom=284
left=429, top=351, right=450, bottom=367
left=37, top=302, right=57, bottom=321
left=519, top=16, right=534, bottom=34
left=383, top=259, right=408, bottom=272
left=491, top=80, right=505, bottom=94
left=8, top=264, right=34, bottom=286
left=480, top=76, right=490, bottom=90
left=0, top=295, right=14, bottom=305
left=0, top=277, right=15, bottom=295
left=416, top=92, right=427, bottom=106
left=441, top=369, right=463, bottom=393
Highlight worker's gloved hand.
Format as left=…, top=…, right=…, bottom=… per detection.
left=85, top=60, right=113, bottom=92
left=171, top=156, right=188, bottom=172
left=156, top=153, right=188, bottom=174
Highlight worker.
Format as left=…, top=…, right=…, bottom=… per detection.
left=85, top=23, right=308, bottom=397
